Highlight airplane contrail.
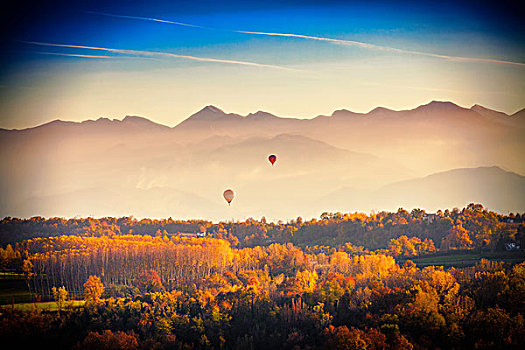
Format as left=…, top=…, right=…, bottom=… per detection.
left=85, top=11, right=204, bottom=28
left=85, top=12, right=524, bottom=67
left=237, top=30, right=525, bottom=67
left=33, top=51, right=141, bottom=59
left=22, top=41, right=298, bottom=71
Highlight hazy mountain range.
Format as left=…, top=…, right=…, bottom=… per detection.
left=1, top=101, right=524, bottom=220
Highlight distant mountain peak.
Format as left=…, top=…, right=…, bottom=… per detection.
left=201, top=105, right=224, bottom=114
left=368, top=106, right=394, bottom=114
left=43, top=119, right=68, bottom=126
left=122, top=115, right=152, bottom=123
left=246, top=111, right=278, bottom=119
left=470, top=104, right=504, bottom=114
left=122, top=115, right=142, bottom=121
left=421, top=100, right=461, bottom=109
left=179, top=105, right=245, bottom=125
left=429, top=100, right=459, bottom=106
left=471, top=104, right=486, bottom=110
left=80, top=117, right=113, bottom=125
left=118, top=116, right=169, bottom=130
left=184, top=105, right=230, bottom=122
left=330, top=109, right=362, bottom=118
left=470, top=104, right=509, bottom=118
left=24, top=119, right=74, bottom=131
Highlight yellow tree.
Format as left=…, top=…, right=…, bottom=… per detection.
left=441, top=224, right=473, bottom=250
left=52, top=286, right=68, bottom=311
left=84, top=275, right=104, bottom=304
left=291, top=270, right=318, bottom=295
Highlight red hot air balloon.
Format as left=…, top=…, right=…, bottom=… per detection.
left=223, top=189, right=234, bottom=205
left=268, top=154, right=277, bottom=166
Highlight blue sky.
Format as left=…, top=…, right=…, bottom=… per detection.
left=1, top=0, right=523, bottom=128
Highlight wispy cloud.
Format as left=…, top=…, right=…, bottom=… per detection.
left=83, top=12, right=524, bottom=67
left=34, top=51, right=138, bottom=59
left=22, top=41, right=297, bottom=71
left=236, top=30, right=525, bottom=67
left=85, top=11, right=203, bottom=28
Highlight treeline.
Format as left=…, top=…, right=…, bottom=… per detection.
left=1, top=203, right=523, bottom=252
left=1, top=234, right=524, bottom=349
left=17, top=236, right=310, bottom=299
left=24, top=236, right=234, bottom=299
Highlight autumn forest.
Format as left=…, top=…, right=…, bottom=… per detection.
left=2, top=0, right=525, bottom=348
left=0, top=203, right=524, bottom=349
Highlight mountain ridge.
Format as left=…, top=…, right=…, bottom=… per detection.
left=319, top=166, right=525, bottom=214
left=1, top=115, right=170, bottom=133
left=471, top=104, right=509, bottom=118
left=2, top=101, right=522, bottom=132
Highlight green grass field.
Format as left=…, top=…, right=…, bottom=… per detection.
left=0, top=272, right=84, bottom=310
left=0, top=300, right=85, bottom=312
left=0, top=274, right=86, bottom=307
left=0, top=275, right=32, bottom=305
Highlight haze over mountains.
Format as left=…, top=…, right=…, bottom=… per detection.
left=1, top=101, right=524, bottom=220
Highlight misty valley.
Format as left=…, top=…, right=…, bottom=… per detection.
left=1, top=101, right=524, bottom=221
left=1, top=101, right=525, bottom=349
